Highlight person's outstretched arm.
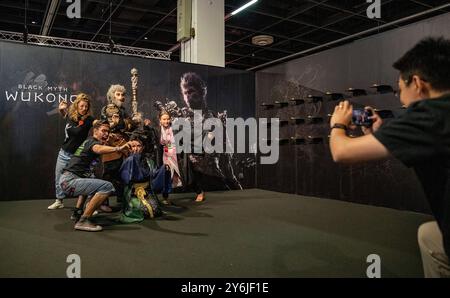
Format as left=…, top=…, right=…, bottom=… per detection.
left=330, top=101, right=389, bottom=164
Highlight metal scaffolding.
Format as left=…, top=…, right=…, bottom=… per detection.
left=0, top=30, right=171, bottom=61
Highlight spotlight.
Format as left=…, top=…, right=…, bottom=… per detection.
left=231, top=0, right=258, bottom=16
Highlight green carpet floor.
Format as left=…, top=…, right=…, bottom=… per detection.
left=0, top=189, right=432, bottom=278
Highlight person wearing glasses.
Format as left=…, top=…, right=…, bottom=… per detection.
left=330, top=37, right=450, bottom=278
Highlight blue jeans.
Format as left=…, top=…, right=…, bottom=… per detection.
left=151, top=165, right=172, bottom=197
left=55, top=149, right=73, bottom=200
left=60, top=171, right=115, bottom=197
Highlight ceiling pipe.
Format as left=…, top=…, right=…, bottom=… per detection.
left=40, top=0, right=60, bottom=36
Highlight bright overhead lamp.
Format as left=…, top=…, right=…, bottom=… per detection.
left=231, top=0, right=258, bottom=16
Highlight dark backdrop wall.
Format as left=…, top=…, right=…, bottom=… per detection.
left=0, top=42, right=255, bottom=201
left=256, top=13, right=450, bottom=213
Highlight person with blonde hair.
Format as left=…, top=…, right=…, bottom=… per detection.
left=48, top=93, right=94, bottom=210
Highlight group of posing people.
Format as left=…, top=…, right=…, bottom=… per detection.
left=47, top=77, right=206, bottom=232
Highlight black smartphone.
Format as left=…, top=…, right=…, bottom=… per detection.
left=352, top=109, right=373, bottom=127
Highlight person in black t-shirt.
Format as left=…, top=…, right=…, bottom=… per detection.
left=48, top=93, right=94, bottom=210
left=60, top=120, right=132, bottom=232
left=330, top=37, right=450, bottom=277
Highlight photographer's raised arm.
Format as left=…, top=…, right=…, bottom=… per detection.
left=92, top=142, right=131, bottom=155
left=330, top=130, right=389, bottom=163
left=330, top=100, right=389, bottom=163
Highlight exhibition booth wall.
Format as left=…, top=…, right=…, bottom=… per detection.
left=1, top=12, right=449, bottom=213
left=0, top=42, right=256, bottom=200
left=256, top=13, right=450, bottom=213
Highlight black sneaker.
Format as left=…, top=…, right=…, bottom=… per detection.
left=74, top=218, right=102, bottom=232
left=70, top=209, right=83, bottom=221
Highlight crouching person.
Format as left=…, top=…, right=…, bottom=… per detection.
left=119, top=135, right=167, bottom=223
left=60, top=120, right=131, bottom=232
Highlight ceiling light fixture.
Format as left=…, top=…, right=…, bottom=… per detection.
left=231, top=0, right=258, bottom=16
left=252, top=35, right=273, bottom=46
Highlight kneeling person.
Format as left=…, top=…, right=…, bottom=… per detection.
left=60, top=120, right=131, bottom=232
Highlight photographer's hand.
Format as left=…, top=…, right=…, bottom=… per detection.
left=331, top=100, right=353, bottom=128
left=362, top=107, right=383, bottom=135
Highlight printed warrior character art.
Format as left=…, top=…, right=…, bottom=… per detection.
left=154, top=72, right=247, bottom=191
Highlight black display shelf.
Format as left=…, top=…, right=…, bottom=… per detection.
left=289, top=98, right=305, bottom=105
left=279, top=119, right=289, bottom=126
left=291, top=137, right=306, bottom=145
left=347, top=88, right=368, bottom=97
left=290, top=117, right=306, bottom=124
left=326, top=92, right=345, bottom=101
left=260, top=103, right=275, bottom=108
left=306, top=136, right=324, bottom=144
left=306, top=95, right=323, bottom=103
left=279, top=138, right=291, bottom=145
left=371, top=84, right=394, bottom=94
left=274, top=100, right=289, bottom=107
left=306, top=116, right=324, bottom=124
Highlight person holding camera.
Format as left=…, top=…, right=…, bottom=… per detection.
left=329, top=37, right=450, bottom=278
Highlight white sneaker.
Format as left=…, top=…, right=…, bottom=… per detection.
left=74, top=219, right=102, bottom=232
left=48, top=200, right=64, bottom=210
